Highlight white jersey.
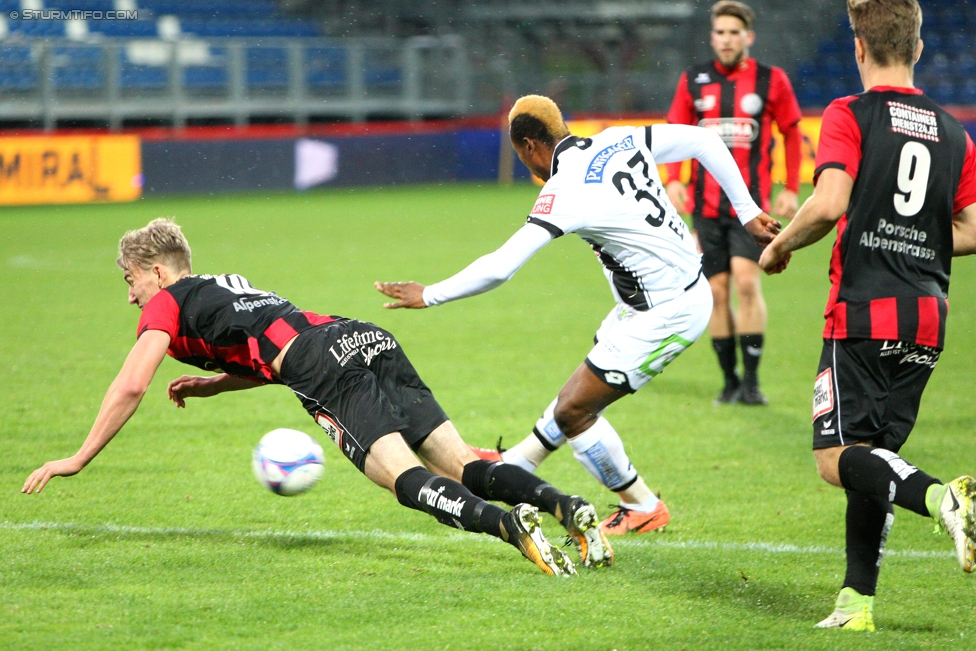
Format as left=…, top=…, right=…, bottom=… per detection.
left=423, top=124, right=762, bottom=309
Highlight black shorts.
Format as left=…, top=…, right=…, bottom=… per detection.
left=279, top=319, right=449, bottom=472
left=693, top=214, right=764, bottom=279
left=811, top=338, right=939, bottom=452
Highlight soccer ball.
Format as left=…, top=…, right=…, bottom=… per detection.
left=252, top=428, right=325, bottom=496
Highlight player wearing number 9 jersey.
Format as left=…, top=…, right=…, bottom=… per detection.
left=759, top=0, right=976, bottom=631
left=376, top=94, right=781, bottom=536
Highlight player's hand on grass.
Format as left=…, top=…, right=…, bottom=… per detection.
left=758, top=241, right=792, bottom=274
left=665, top=181, right=688, bottom=215
left=745, top=212, right=781, bottom=246
left=772, top=189, right=799, bottom=220
left=167, top=374, right=222, bottom=407
left=374, top=281, right=427, bottom=309
left=22, top=457, right=84, bottom=494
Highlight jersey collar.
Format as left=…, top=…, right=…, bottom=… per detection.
left=713, top=57, right=753, bottom=77
left=551, top=135, right=590, bottom=178
left=867, top=85, right=923, bottom=95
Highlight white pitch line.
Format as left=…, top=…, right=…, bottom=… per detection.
left=0, top=520, right=954, bottom=559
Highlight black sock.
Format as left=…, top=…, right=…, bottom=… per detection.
left=739, top=333, right=764, bottom=386
left=394, top=466, right=504, bottom=538
left=462, top=460, right=570, bottom=522
left=842, top=490, right=894, bottom=596
left=712, top=336, right=739, bottom=386
left=838, top=446, right=940, bottom=517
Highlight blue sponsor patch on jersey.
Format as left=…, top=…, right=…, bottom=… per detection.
left=584, top=135, right=636, bottom=184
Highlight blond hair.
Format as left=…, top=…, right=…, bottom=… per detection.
left=117, top=217, right=192, bottom=273
left=847, top=0, right=922, bottom=67
left=508, top=95, right=570, bottom=147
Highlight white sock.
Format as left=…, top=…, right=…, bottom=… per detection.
left=500, top=397, right=566, bottom=472
left=618, top=480, right=659, bottom=512
left=500, top=448, right=538, bottom=473
left=568, top=417, right=638, bottom=491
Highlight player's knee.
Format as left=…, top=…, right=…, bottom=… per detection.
left=814, top=448, right=842, bottom=486
left=734, top=276, right=761, bottom=306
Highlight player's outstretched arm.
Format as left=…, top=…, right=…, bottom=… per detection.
left=167, top=373, right=264, bottom=408
left=952, top=203, right=976, bottom=256
left=759, top=168, right=853, bottom=275
left=375, top=223, right=551, bottom=309
left=650, top=124, right=771, bottom=236
left=22, top=329, right=171, bottom=494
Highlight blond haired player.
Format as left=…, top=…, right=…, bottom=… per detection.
left=23, top=218, right=617, bottom=577
left=760, top=0, right=976, bottom=630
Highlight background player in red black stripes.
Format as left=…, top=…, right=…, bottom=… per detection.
left=21, top=218, right=615, bottom=577
left=665, top=1, right=802, bottom=405
left=760, top=0, right=976, bottom=631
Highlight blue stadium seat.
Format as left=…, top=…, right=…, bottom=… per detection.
left=7, top=18, right=67, bottom=37
left=246, top=46, right=289, bottom=89
left=0, top=46, right=37, bottom=91
left=796, top=79, right=822, bottom=107
left=118, top=48, right=168, bottom=90
left=928, top=80, right=956, bottom=105
left=87, top=20, right=159, bottom=37
left=52, top=46, right=104, bottom=90
left=305, top=47, right=347, bottom=89
left=44, top=0, right=114, bottom=10
left=958, top=79, right=976, bottom=105
left=139, top=0, right=279, bottom=17
left=183, top=45, right=228, bottom=91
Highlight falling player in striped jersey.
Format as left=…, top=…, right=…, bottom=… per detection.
left=22, top=218, right=616, bottom=577
left=760, top=0, right=976, bottom=631
left=376, top=95, right=780, bottom=536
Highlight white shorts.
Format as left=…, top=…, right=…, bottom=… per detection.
left=586, top=278, right=712, bottom=392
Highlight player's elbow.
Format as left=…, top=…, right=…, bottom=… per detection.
left=114, top=379, right=149, bottom=402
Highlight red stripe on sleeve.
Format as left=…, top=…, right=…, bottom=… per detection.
left=815, top=96, right=861, bottom=184
left=953, top=133, right=976, bottom=214
left=302, top=311, right=336, bottom=326
left=916, top=297, right=941, bottom=347
left=264, top=317, right=300, bottom=349
left=666, top=71, right=695, bottom=126
left=137, top=289, right=180, bottom=340
left=869, top=298, right=899, bottom=340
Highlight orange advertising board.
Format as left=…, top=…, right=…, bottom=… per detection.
left=0, top=135, right=142, bottom=205
left=565, top=117, right=822, bottom=186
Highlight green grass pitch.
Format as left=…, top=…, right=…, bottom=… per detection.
left=2, top=183, right=975, bottom=650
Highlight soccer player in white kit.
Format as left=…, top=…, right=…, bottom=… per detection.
left=377, top=95, right=781, bottom=535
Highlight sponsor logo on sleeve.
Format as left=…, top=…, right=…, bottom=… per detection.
left=812, top=368, right=834, bottom=422
left=584, top=135, right=636, bottom=184
left=531, top=193, right=556, bottom=215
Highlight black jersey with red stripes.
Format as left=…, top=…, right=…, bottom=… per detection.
left=666, top=57, right=802, bottom=218
left=815, top=87, right=976, bottom=349
left=137, top=274, right=340, bottom=382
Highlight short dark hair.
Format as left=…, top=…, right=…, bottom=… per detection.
left=847, top=0, right=921, bottom=67
left=711, top=1, right=755, bottom=30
